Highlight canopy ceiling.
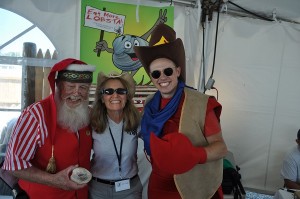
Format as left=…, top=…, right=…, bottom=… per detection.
left=151, top=0, right=300, bottom=23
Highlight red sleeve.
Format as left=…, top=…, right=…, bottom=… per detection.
left=150, top=132, right=207, bottom=174
left=204, top=97, right=222, bottom=137
left=2, top=104, right=44, bottom=171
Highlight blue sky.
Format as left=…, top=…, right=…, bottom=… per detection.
left=0, top=8, right=55, bottom=56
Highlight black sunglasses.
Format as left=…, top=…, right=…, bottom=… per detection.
left=150, top=67, right=176, bottom=79
left=100, top=88, right=128, bottom=95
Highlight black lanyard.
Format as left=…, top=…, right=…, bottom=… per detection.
left=108, top=124, right=124, bottom=178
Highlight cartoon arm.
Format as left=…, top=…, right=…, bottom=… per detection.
left=93, top=40, right=113, bottom=54
left=141, top=9, right=168, bottom=40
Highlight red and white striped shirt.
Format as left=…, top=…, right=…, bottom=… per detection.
left=3, top=102, right=48, bottom=170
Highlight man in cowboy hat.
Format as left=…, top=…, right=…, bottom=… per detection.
left=134, top=24, right=228, bottom=199
left=2, top=58, right=96, bottom=199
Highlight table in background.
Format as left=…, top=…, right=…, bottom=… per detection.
left=274, top=189, right=299, bottom=199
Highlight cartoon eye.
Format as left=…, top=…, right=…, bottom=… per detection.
left=124, top=41, right=132, bottom=49
left=134, top=39, right=140, bottom=46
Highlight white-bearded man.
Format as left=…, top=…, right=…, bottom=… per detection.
left=2, top=58, right=95, bottom=199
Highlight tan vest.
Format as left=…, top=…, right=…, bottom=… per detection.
left=144, top=87, right=223, bottom=199
left=174, top=88, right=223, bottom=199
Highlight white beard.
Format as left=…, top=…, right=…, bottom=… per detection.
left=55, top=92, right=90, bottom=132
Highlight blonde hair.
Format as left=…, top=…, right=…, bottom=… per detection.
left=90, top=77, right=140, bottom=134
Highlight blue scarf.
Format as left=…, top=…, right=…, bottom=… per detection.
left=141, top=81, right=185, bottom=155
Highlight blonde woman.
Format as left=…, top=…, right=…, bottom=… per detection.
left=89, top=72, right=142, bottom=199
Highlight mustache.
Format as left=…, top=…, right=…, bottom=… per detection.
left=63, top=95, right=83, bottom=101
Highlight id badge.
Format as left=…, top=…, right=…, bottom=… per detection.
left=115, top=179, right=130, bottom=192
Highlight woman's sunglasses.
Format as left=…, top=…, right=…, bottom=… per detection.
left=150, top=67, right=176, bottom=79
left=100, top=88, right=128, bottom=95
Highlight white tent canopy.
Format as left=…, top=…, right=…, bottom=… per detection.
left=1, top=0, right=300, bottom=194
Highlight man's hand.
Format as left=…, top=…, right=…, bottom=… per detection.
left=11, top=165, right=88, bottom=190
left=52, top=165, right=87, bottom=190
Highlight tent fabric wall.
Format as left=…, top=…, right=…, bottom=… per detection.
left=1, top=0, right=81, bottom=58
left=1, top=0, right=300, bottom=194
left=203, top=15, right=300, bottom=190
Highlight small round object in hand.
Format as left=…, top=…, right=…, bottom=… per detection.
left=70, top=167, right=92, bottom=184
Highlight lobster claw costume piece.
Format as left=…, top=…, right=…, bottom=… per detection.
left=150, top=132, right=207, bottom=174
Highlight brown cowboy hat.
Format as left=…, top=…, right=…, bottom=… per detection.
left=96, top=71, right=136, bottom=100
left=134, top=23, right=186, bottom=82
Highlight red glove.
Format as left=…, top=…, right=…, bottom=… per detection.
left=150, top=132, right=207, bottom=174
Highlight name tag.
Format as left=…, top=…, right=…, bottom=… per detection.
left=115, top=179, right=130, bottom=192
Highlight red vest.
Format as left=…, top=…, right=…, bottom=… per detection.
left=19, top=96, right=92, bottom=199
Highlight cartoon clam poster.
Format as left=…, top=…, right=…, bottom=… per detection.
left=80, top=0, right=174, bottom=85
